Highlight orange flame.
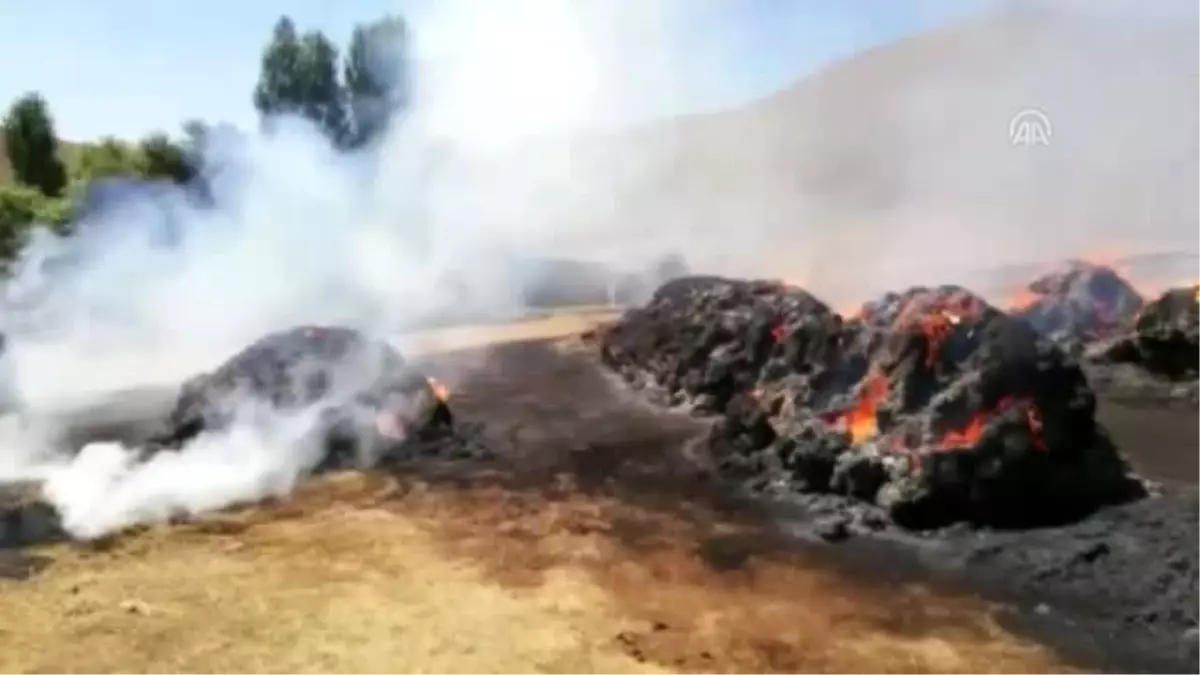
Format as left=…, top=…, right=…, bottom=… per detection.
left=427, top=377, right=451, bottom=402
left=823, top=372, right=890, bottom=444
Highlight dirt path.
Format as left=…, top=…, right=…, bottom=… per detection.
left=1, top=318, right=1087, bottom=673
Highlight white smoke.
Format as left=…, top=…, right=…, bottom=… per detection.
left=43, top=408, right=325, bottom=541
left=0, top=0, right=664, bottom=538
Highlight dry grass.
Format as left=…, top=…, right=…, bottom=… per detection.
left=397, top=310, right=619, bottom=357
left=1, top=473, right=1076, bottom=674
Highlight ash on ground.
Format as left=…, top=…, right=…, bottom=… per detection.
left=1084, top=285, right=1200, bottom=407
left=1007, top=260, right=1145, bottom=353
left=599, top=277, right=1144, bottom=532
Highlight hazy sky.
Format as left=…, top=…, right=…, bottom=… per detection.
left=0, top=0, right=989, bottom=142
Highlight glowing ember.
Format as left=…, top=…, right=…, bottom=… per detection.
left=427, top=377, right=451, bottom=401
left=915, top=309, right=964, bottom=366
left=936, top=396, right=1046, bottom=451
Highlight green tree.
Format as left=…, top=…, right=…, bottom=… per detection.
left=297, top=30, right=348, bottom=143
left=139, top=133, right=196, bottom=183
left=253, top=17, right=348, bottom=144
left=2, top=93, right=68, bottom=197
left=253, top=17, right=305, bottom=118
left=344, top=15, right=409, bottom=148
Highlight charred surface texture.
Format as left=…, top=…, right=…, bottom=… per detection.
left=148, top=326, right=474, bottom=469
left=599, top=278, right=1142, bottom=531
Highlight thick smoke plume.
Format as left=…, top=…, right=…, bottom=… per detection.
left=0, top=0, right=1194, bottom=538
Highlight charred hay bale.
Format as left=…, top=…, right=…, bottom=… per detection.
left=718, top=286, right=1139, bottom=530
left=0, top=481, right=65, bottom=550
left=601, top=277, right=844, bottom=414
left=149, top=326, right=458, bottom=469
left=1008, top=261, right=1145, bottom=350
left=1127, top=285, right=1199, bottom=378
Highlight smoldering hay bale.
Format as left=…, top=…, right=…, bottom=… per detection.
left=145, top=325, right=472, bottom=469
left=1089, top=285, right=1200, bottom=379
left=1083, top=284, right=1200, bottom=405
left=599, top=277, right=1143, bottom=530
left=1008, top=260, right=1145, bottom=351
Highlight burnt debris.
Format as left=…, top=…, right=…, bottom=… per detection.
left=599, top=277, right=1144, bottom=531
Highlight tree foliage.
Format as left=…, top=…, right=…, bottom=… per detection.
left=2, top=93, right=68, bottom=197
left=139, top=133, right=197, bottom=184
left=0, top=10, right=415, bottom=272
left=253, top=17, right=349, bottom=143
left=344, top=15, right=410, bottom=149
left=253, top=17, right=304, bottom=119
left=253, top=14, right=410, bottom=148
left=76, top=136, right=143, bottom=181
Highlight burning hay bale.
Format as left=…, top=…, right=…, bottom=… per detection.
left=146, top=326, right=474, bottom=469
left=599, top=277, right=1141, bottom=531
left=1008, top=260, right=1144, bottom=350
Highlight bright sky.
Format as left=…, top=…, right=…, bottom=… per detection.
left=0, top=0, right=989, bottom=142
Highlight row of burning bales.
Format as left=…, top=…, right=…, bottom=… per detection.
left=597, top=261, right=1199, bottom=531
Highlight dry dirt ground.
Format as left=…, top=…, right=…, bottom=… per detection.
left=0, top=312, right=1173, bottom=673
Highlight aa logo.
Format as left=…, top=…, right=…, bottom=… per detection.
left=1009, top=108, right=1052, bottom=147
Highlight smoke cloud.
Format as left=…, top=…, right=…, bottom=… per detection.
left=0, top=0, right=1193, bottom=537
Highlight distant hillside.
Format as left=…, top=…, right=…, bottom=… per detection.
left=490, top=3, right=1198, bottom=306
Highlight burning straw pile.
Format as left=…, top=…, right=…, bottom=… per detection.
left=599, top=277, right=1142, bottom=531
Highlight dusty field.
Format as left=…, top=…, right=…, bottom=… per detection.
left=0, top=311, right=1173, bottom=673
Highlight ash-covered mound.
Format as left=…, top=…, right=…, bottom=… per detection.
left=600, top=278, right=1142, bottom=530
left=1008, top=261, right=1144, bottom=350
left=147, top=326, right=473, bottom=468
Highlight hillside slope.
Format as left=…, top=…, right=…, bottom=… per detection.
left=496, top=5, right=1197, bottom=304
